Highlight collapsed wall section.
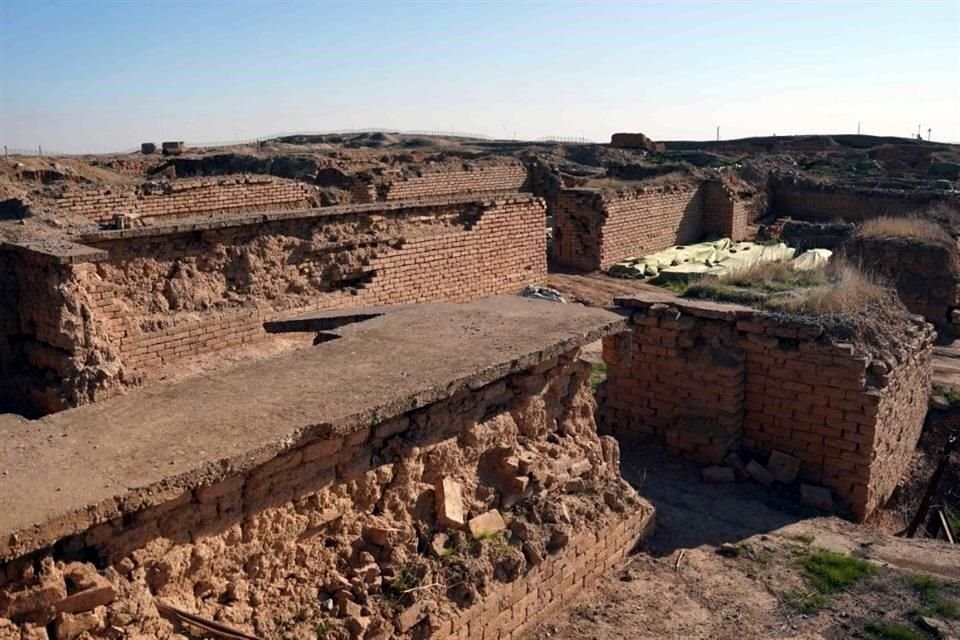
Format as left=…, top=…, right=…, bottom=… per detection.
left=0, top=301, right=653, bottom=640
left=351, top=162, right=530, bottom=203
left=551, top=180, right=748, bottom=271
left=769, top=174, right=960, bottom=222
left=53, top=175, right=321, bottom=224
left=599, top=293, right=934, bottom=521
left=2, top=195, right=547, bottom=414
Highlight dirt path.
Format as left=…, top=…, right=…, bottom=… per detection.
left=522, top=438, right=960, bottom=640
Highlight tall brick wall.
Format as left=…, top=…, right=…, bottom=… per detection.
left=54, top=175, right=320, bottom=224
left=551, top=180, right=747, bottom=272
left=0, top=353, right=654, bottom=640
left=599, top=295, right=934, bottom=521
left=351, top=163, right=530, bottom=203
left=769, top=174, right=960, bottom=222
left=4, top=196, right=548, bottom=413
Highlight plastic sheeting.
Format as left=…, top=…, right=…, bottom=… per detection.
left=607, top=238, right=831, bottom=282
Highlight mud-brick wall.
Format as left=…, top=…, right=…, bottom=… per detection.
left=769, top=175, right=960, bottom=222
left=0, top=252, right=20, bottom=412
left=0, top=353, right=652, bottom=640
left=551, top=181, right=746, bottom=272
left=847, top=235, right=960, bottom=329
left=12, top=197, right=547, bottom=413
left=351, top=164, right=530, bottom=203
left=54, top=175, right=319, bottom=224
left=599, top=297, right=934, bottom=521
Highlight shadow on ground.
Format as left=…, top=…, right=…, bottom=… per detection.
left=619, top=435, right=827, bottom=556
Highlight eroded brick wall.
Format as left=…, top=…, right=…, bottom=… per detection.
left=847, top=235, right=960, bottom=328
left=0, top=354, right=653, bottom=640
left=599, top=297, right=934, bottom=521
left=54, top=175, right=320, bottom=224
left=8, top=196, right=547, bottom=413
left=551, top=181, right=747, bottom=271
left=769, top=175, right=960, bottom=222
left=352, top=164, right=530, bottom=203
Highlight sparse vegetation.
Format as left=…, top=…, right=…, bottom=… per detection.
left=909, top=574, right=960, bottom=620
left=864, top=620, right=926, bottom=640
left=858, top=216, right=951, bottom=244
left=589, top=362, right=607, bottom=390
left=799, top=549, right=875, bottom=594
left=786, top=533, right=816, bottom=545
left=677, top=260, right=890, bottom=316
left=784, top=549, right=876, bottom=613
left=933, top=383, right=960, bottom=407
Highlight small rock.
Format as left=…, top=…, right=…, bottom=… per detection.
left=799, top=484, right=833, bottom=511
left=702, top=466, right=735, bottom=483
left=717, top=543, right=740, bottom=558
left=746, top=460, right=775, bottom=486
left=766, top=451, right=801, bottom=484
left=55, top=608, right=104, bottom=640
left=346, top=614, right=370, bottom=639
left=429, top=533, right=450, bottom=557
left=522, top=542, right=543, bottom=566
left=468, top=510, right=507, bottom=538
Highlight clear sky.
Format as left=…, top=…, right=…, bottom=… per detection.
left=1, top=0, right=958, bottom=153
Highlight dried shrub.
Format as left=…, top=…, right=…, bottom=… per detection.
left=857, top=216, right=951, bottom=244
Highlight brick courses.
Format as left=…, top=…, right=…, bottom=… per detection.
left=769, top=174, right=960, bottom=222
left=1, top=195, right=547, bottom=413
left=551, top=180, right=748, bottom=271
left=599, top=293, right=934, bottom=521
left=351, top=162, right=529, bottom=203
left=847, top=234, right=960, bottom=329
left=54, top=175, right=319, bottom=224
left=0, top=341, right=654, bottom=639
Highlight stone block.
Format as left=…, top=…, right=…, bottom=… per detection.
left=724, top=452, right=748, bottom=478
left=468, top=510, right=507, bottom=538
left=435, top=477, right=466, bottom=529
left=746, top=460, right=775, bottom=486
left=799, top=484, right=833, bottom=511
left=702, top=466, right=735, bottom=483
left=766, top=450, right=801, bottom=484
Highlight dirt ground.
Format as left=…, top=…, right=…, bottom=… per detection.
left=522, top=437, right=960, bottom=640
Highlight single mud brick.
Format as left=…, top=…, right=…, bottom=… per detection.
left=766, top=450, right=802, bottom=484
left=55, top=564, right=115, bottom=614
left=702, top=466, right=735, bottom=483
left=435, top=477, right=466, bottom=529
left=395, top=600, right=427, bottom=633
left=55, top=610, right=102, bottom=640
left=724, top=452, right=748, bottom=479
left=746, top=460, right=775, bottom=486
left=468, top=510, right=507, bottom=538
left=799, top=484, right=833, bottom=511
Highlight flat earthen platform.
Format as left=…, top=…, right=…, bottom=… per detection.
left=0, top=296, right=626, bottom=560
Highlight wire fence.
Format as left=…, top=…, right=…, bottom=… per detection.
left=1, top=128, right=598, bottom=157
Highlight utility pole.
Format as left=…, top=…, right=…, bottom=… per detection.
left=928, top=128, right=932, bottom=141
left=38, top=145, right=42, bottom=156
left=716, top=126, right=720, bottom=146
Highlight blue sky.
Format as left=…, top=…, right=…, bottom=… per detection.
left=1, top=0, right=958, bottom=152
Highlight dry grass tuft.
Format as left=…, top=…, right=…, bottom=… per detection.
left=772, top=263, right=888, bottom=315
left=683, top=260, right=891, bottom=316
left=857, top=216, right=951, bottom=244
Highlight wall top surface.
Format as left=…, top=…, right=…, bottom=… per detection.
left=0, top=295, right=624, bottom=560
